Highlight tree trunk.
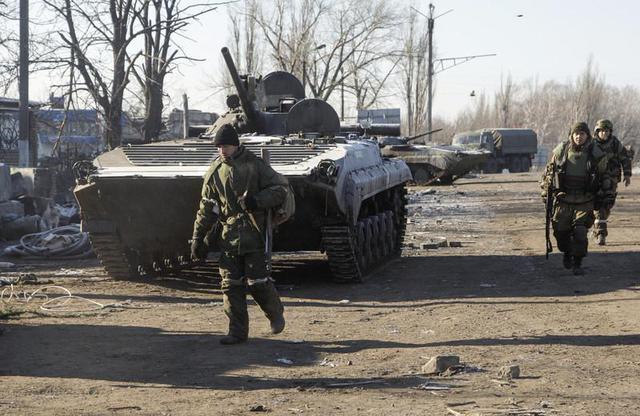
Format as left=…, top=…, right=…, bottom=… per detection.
left=144, top=78, right=164, bottom=142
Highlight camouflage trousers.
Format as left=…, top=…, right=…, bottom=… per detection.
left=593, top=182, right=618, bottom=237
left=552, top=200, right=595, bottom=260
left=219, top=250, right=284, bottom=340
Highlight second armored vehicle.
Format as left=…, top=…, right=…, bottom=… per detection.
left=377, top=135, right=490, bottom=184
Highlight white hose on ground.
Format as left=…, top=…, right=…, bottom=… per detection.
left=3, top=224, right=94, bottom=259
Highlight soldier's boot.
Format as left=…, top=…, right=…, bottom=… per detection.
left=562, top=252, right=573, bottom=270
left=221, top=281, right=249, bottom=345
left=248, top=278, right=285, bottom=335
left=572, top=256, right=584, bottom=276
left=594, top=219, right=607, bottom=245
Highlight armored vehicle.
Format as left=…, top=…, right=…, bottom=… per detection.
left=452, top=128, right=537, bottom=173
left=74, top=48, right=411, bottom=283
left=377, top=134, right=490, bottom=184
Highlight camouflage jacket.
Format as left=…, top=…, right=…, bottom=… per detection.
left=540, top=139, right=612, bottom=204
left=192, top=146, right=288, bottom=254
left=594, top=135, right=633, bottom=181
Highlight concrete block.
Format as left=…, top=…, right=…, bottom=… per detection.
left=0, top=200, right=24, bottom=219
left=0, top=163, right=10, bottom=201
left=0, top=215, right=41, bottom=241
left=498, top=365, right=520, bottom=380
left=9, top=167, right=56, bottom=198
left=422, top=355, right=460, bottom=375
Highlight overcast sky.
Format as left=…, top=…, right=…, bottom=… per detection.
left=25, top=0, right=640, bottom=121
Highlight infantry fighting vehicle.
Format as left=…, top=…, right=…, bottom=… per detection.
left=377, top=133, right=491, bottom=184
left=73, top=47, right=412, bottom=283
left=452, top=128, right=538, bottom=173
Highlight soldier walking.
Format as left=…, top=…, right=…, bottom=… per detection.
left=541, top=122, right=613, bottom=275
left=191, top=124, right=288, bottom=345
left=591, top=119, right=633, bottom=245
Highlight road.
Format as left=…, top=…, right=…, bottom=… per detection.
left=1, top=172, right=639, bottom=415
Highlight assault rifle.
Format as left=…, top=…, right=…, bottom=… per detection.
left=545, top=163, right=556, bottom=259
left=261, top=149, right=273, bottom=272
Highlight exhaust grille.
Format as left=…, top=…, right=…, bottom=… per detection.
left=122, top=143, right=336, bottom=166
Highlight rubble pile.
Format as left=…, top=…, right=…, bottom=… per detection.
left=0, top=163, right=80, bottom=243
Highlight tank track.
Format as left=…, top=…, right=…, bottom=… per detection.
left=89, top=233, right=138, bottom=280
left=321, top=185, right=408, bottom=283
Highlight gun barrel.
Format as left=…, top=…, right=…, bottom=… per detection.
left=221, top=47, right=259, bottom=128
left=406, top=128, right=443, bottom=142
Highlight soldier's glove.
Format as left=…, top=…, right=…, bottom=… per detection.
left=623, top=176, right=631, bottom=187
left=240, top=194, right=258, bottom=212
left=190, top=238, right=208, bottom=261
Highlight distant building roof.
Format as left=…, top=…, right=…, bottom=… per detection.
left=0, top=96, right=45, bottom=109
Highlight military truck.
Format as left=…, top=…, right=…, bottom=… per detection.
left=451, top=128, right=537, bottom=173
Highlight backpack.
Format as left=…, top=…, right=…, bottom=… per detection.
left=272, top=182, right=295, bottom=226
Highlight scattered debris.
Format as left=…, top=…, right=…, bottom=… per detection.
left=53, top=268, right=85, bottom=276
left=498, top=365, right=521, bottom=380
left=416, top=381, right=455, bottom=391
left=249, top=404, right=268, bottom=412
left=446, top=407, right=466, bottom=416
left=318, top=358, right=335, bottom=367
left=422, top=355, right=461, bottom=375
left=326, top=379, right=383, bottom=388
left=107, top=406, right=142, bottom=411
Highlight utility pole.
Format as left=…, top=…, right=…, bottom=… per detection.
left=340, top=68, right=345, bottom=121
left=182, top=94, right=189, bottom=139
left=426, top=3, right=434, bottom=134
left=18, top=0, right=30, bottom=167
left=413, top=4, right=493, bottom=141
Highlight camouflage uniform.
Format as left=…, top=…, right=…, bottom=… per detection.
left=591, top=119, right=633, bottom=243
left=541, top=122, right=612, bottom=274
left=193, top=145, right=288, bottom=343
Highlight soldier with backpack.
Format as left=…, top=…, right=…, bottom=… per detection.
left=541, top=122, right=613, bottom=275
left=591, top=119, right=633, bottom=245
left=191, top=124, right=290, bottom=345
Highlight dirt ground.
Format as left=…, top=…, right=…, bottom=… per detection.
left=1, top=172, right=639, bottom=416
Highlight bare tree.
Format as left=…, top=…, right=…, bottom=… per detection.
left=228, top=0, right=261, bottom=75
left=494, top=73, right=518, bottom=127
left=603, top=86, right=640, bottom=149
left=43, top=0, right=147, bottom=149
left=573, top=56, right=605, bottom=126
left=248, top=0, right=397, bottom=114
left=130, top=0, right=220, bottom=142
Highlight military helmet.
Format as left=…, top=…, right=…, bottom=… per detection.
left=570, top=122, right=590, bottom=137
left=595, top=119, right=613, bottom=132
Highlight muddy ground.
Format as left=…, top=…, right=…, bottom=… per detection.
left=1, top=172, right=639, bottom=416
